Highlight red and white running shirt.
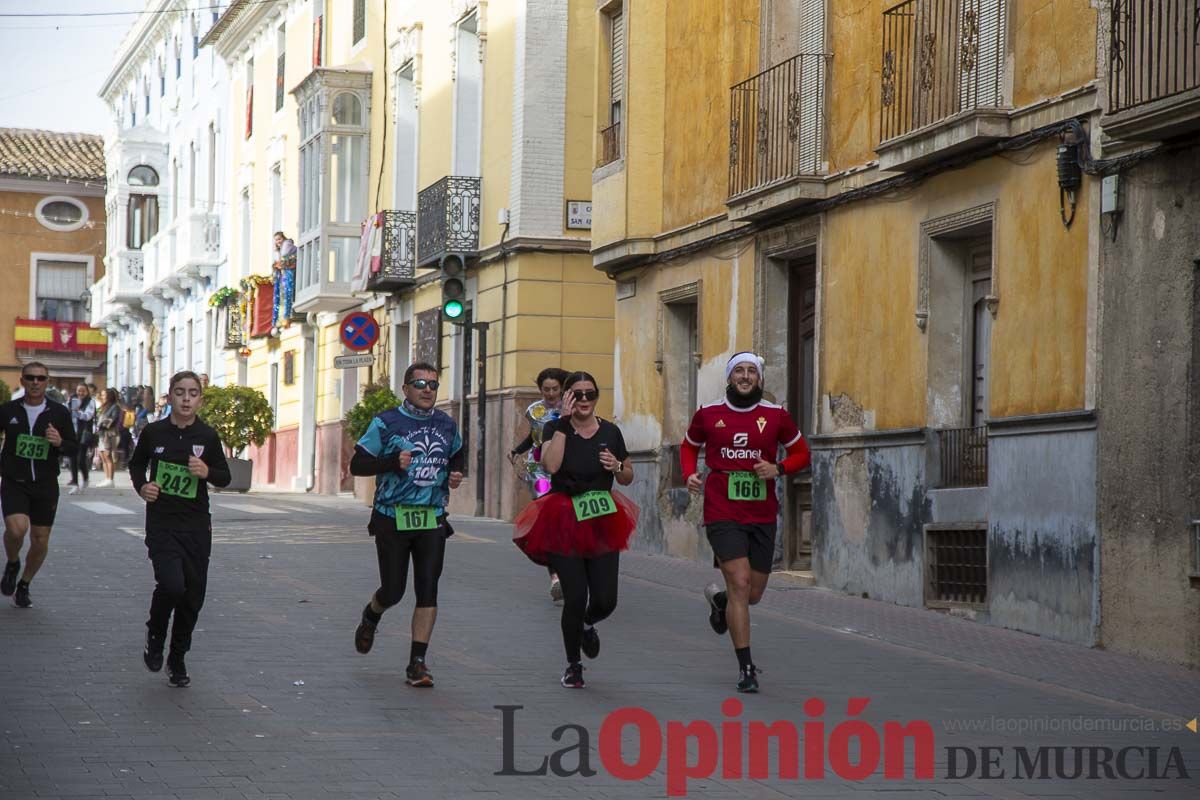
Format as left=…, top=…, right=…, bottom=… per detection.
left=682, top=398, right=809, bottom=525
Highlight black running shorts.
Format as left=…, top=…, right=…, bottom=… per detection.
left=0, top=479, right=59, bottom=527
left=706, top=521, right=776, bottom=575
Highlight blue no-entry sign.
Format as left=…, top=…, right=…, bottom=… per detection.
left=340, top=312, right=379, bottom=353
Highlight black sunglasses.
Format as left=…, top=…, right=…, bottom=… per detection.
left=22, top=374, right=48, bottom=383
left=572, top=389, right=599, bottom=402
left=407, top=379, right=440, bottom=391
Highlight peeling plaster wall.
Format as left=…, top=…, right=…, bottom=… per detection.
left=812, top=442, right=930, bottom=606
left=988, top=424, right=1097, bottom=646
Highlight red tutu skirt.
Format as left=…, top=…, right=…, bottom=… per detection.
left=513, top=491, right=640, bottom=566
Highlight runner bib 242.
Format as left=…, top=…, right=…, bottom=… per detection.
left=155, top=461, right=198, bottom=499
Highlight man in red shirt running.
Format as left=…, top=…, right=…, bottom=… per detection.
left=680, top=352, right=811, bottom=692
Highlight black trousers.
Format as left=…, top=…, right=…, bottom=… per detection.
left=145, top=527, right=211, bottom=655
left=369, top=511, right=447, bottom=610
left=547, top=552, right=620, bottom=663
left=69, top=446, right=91, bottom=483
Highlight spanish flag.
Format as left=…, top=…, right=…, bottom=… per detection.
left=14, top=319, right=106, bottom=353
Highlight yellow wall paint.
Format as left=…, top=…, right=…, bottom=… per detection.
left=1011, top=0, right=1097, bottom=108
left=661, top=0, right=758, bottom=230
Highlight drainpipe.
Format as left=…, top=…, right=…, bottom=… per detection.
left=305, top=312, right=319, bottom=491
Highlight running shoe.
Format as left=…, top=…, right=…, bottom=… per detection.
left=704, top=583, right=728, bottom=635
left=0, top=560, right=19, bottom=596
left=550, top=576, right=563, bottom=602
left=736, top=665, right=760, bottom=694
left=13, top=582, right=32, bottom=608
left=143, top=631, right=165, bottom=672
left=167, top=654, right=190, bottom=688
left=580, top=626, right=600, bottom=660
left=560, top=662, right=585, bottom=689
left=68, top=485, right=81, bottom=495
left=405, top=657, right=434, bottom=687
left=354, top=619, right=377, bottom=654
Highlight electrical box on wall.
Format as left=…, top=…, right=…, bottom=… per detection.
left=1102, top=175, right=1122, bottom=214
left=497, top=207, right=510, bottom=225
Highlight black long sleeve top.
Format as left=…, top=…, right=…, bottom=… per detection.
left=0, top=399, right=78, bottom=484
left=129, top=417, right=231, bottom=532
left=350, top=445, right=467, bottom=477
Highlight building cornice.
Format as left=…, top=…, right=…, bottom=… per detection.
left=0, top=177, right=105, bottom=197
left=99, top=0, right=179, bottom=102
left=211, top=0, right=291, bottom=62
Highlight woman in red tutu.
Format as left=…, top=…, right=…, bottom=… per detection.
left=513, top=371, right=638, bottom=688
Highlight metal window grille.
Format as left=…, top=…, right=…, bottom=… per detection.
left=1109, top=1, right=1200, bottom=114
left=598, top=122, right=621, bottom=167
left=926, top=527, right=987, bottom=604
left=936, top=425, right=988, bottom=488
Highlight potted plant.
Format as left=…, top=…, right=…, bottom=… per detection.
left=0, top=378, right=10, bottom=404
left=200, top=384, right=274, bottom=492
left=344, top=380, right=402, bottom=506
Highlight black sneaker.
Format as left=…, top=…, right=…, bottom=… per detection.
left=13, top=582, right=31, bottom=608
left=143, top=632, right=165, bottom=672
left=354, top=619, right=377, bottom=654
left=167, top=655, right=190, bottom=688
left=405, top=657, right=434, bottom=687
left=736, top=665, right=760, bottom=694
left=704, top=583, right=728, bottom=635
left=580, top=626, right=600, bottom=659
left=0, top=561, right=19, bottom=596
left=560, top=662, right=585, bottom=689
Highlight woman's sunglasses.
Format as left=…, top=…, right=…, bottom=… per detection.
left=571, top=390, right=599, bottom=402
left=407, top=379, right=440, bottom=390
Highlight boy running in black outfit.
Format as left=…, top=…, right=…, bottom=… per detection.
left=129, top=371, right=230, bottom=687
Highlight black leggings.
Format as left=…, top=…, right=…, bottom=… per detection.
left=370, top=512, right=447, bottom=609
left=70, top=444, right=91, bottom=483
left=547, top=551, right=620, bottom=663
left=145, top=527, right=211, bottom=655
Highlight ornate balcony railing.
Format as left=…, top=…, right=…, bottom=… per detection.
left=936, top=425, right=988, bottom=488
left=881, top=0, right=1008, bottom=142
left=1109, top=0, right=1200, bottom=114
left=367, top=210, right=417, bottom=292
left=598, top=121, right=621, bottom=167
left=729, top=53, right=827, bottom=198
left=417, top=176, right=481, bottom=267
left=223, top=299, right=246, bottom=349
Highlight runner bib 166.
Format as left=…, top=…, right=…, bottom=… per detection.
left=727, top=471, right=767, bottom=501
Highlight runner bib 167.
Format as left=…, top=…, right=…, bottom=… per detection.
left=395, top=504, right=438, bottom=531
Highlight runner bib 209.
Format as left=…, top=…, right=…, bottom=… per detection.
left=573, top=490, right=617, bottom=522
left=727, top=471, right=767, bottom=501
left=155, top=461, right=198, bottom=499
left=395, top=504, right=438, bottom=531
left=15, top=434, right=49, bottom=461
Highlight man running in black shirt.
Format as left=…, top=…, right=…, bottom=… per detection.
left=1, top=362, right=78, bottom=608
left=129, top=371, right=231, bottom=687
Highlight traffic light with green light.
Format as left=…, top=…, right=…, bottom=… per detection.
left=440, top=253, right=466, bottom=321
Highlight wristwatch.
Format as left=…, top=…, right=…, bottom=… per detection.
left=612, top=458, right=624, bottom=474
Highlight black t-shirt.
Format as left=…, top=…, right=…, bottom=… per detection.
left=549, top=417, right=629, bottom=496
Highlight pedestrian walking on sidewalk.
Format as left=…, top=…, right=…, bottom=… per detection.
left=513, top=371, right=639, bottom=689
left=350, top=361, right=464, bottom=688
left=67, top=383, right=97, bottom=494
left=129, top=371, right=231, bottom=687
left=93, top=388, right=121, bottom=488
left=680, top=352, right=811, bottom=693
left=508, top=367, right=569, bottom=602
left=1, top=362, right=78, bottom=608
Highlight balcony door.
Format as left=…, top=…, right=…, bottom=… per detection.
left=785, top=257, right=817, bottom=570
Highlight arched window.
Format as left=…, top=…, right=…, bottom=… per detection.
left=331, top=92, right=362, bottom=126
left=128, top=165, right=159, bottom=186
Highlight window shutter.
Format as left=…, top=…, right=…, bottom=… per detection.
left=798, top=0, right=824, bottom=53
left=610, top=12, right=624, bottom=106
left=313, top=15, right=323, bottom=67
left=36, top=261, right=87, bottom=300
left=245, top=85, right=254, bottom=139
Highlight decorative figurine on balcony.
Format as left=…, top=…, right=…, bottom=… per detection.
left=272, top=231, right=297, bottom=331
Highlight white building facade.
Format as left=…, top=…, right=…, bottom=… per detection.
left=93, top=1, right=232, bottom=394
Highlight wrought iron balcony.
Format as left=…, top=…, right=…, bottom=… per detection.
left=729, top=53, right=827, bottom=199
left=598, top=122, right=621, bottom=167
left=1106, top=1, right=1200, bottom=139
left=416, top=176, right=480, bottom=267
left=880, top=0, right=1009, bottom=143
left=367, top=210, right=417, bottom=292
left=935, top=425, right=988, bottom=488
left=223, top=299, right=246, bottom=349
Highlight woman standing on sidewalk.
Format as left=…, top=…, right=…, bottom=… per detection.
left=67, top=384, right=97, bottom=494
left=129, top=371, right=231, bottom=687
left=508, top=367, right=568, bottom=602
left=513, top=371, right=638, bottom=689
left=94, top=389, right=121, bottom=488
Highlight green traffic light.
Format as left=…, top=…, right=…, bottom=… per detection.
left=444, top=299, right=465, bottom=319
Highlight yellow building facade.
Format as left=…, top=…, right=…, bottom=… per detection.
left=207, top=0, right=609, bottom=514
left=597, top=1, right=1111, bottom=649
